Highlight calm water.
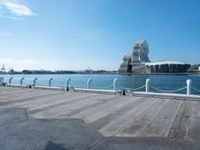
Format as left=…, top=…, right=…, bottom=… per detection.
left=1, top=74, right=200, bottom=95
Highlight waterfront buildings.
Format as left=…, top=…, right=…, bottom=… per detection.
left=119, top=40, right=191, bottom=74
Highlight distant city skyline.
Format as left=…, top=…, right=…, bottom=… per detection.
left=0, top=0, right=200, bottom=71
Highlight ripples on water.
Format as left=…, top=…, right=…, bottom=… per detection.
left=1, top=74, right=200, bottom=95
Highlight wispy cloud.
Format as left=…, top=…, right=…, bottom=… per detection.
left=0, top=0, right=34, bottom=20
left=3, top=1, right=32, bottom=16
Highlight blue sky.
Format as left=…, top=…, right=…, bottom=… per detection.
left=0, top=0, right=200, bottom=71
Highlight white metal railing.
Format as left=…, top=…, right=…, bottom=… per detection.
left=186, top=79, right=192, bottom=95
left=83, top=78, right=118, bottom=91
left=87, top=78, right=92, bottom=89
left=150, top=86, right=186, bottom=93
left=143, top=78, right=194, bottom=96
left=0, top=77, right=4, bottom=84
left=192, top=87, right=200, bottom=93
left=145, top=78, right=150, bottom=93
left=20, top=77, right=25, bottom=85
left=48, top=78, right=53, bottom=87
left=33, top=77, right=38, bottom=87
left=0, top=77, right=200, bottom=97
left=65, top=78, right=71, bottom=91
left=113, top=78, right=117, bottom=91
left=123, top=85, right=146, bottom=92
left=8, top=77, right=13, bottom=84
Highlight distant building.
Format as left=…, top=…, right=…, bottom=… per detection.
left=8, top=69, right=15, bottom=74
left=85, top=67, right=94, bottom=74
left=199, top=66, right=200, bottom=71
left=119, top=40, right=191, bottom=74
left=1, top=64, right=6, bottom=73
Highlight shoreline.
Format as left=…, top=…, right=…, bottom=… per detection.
left=0, top=72, right=200, bottom=76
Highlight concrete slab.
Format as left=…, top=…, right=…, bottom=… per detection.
left=0, top=108, right=28, bottom=126
left=91, top=137, right=200, bottom=150
left=1, top=108, right=200, bottom=150
left=1, top=87, right=200, bottom=147
left=0, top=109, right=102, bottom=150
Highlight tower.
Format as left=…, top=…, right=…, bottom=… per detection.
left=1, top=64, right=6, bottom=73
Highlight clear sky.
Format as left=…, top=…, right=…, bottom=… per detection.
left=0, top=0, right=200, bottom=71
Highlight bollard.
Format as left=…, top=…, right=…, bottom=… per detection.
left=145, top=78, right=150, bottom=93
left=87, top=78, right=92, bottom=89
left=113, top=78, right=117, bottom=91
left=20, top=77, right=25, bottom=85
left=8, top=77, right=13, bottom=84
left=122, top=89, right=126, bottom=95
left=33, top=77, right=38, bottom=87
left=66, top=78, right=71, bottom=91
left=186, top=79, right=192, bottom=95
left=49, top=78, right=53, bottom=87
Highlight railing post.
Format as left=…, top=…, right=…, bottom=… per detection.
left=33, top=77, right=38, bottom=87
left=20, top=77, right=24, bottom=85
left=186, top=79, right=192, bottom=95
left=49, top=78, right=53, bottom=87
left=145, top=78, right=150, bottom=93
left=8, top=77, right=13, bottom=84
left=0, top=77, right=4, bottom=84
left=66, top=78, right=71, bottom=91
left=113, top=78, right=117, bottom=91
left=87, top=78, right=92, bottom=89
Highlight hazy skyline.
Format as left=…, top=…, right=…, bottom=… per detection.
left=0, top=0, right=200, bottom=71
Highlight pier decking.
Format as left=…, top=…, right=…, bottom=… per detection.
left=1, top=86, right=200, bottom=147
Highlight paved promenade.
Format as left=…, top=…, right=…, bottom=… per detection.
left=0, top=86, right=200, bottom=149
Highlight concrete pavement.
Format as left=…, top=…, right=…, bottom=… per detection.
left=1, top=108, right=200, bottom=150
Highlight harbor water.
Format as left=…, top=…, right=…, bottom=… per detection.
left=1, top=74, right=200, bottom=95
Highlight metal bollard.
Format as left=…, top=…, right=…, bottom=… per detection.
left=33, top=77, right=38, bottom=87
left=186, top=79, right=192, bottom=95
left=87, top=78, right=92, bottom=89
left=8, top=77, right=13, bottom=84
left=113, top=78, right=117, bottom=91
left=49, top=78, right=53, bottom=87
left=145, top=78, right=150, bottom=93
left=122, top=89, right=126, bottom=95
left=66, top=78, right=71, bottom=91
left=20, top=77, right=25, bottom=85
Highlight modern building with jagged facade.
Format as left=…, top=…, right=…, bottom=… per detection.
left=119, top=40, right=191, bottom=74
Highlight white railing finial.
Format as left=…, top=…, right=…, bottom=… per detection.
left=8, top=77, right=13, bottom=84
left=49, top=78, right=53, bottom=87
left=20, top=77, right=25, bottom=85
left=87, top=78, right=92, bottom=89
left=113, top=78, right=117, bottom=91
left=66, top=78, right=71, bottom=91
left=33, top=77, right=38, bottom=87
left=146, top=78, right=150, bottom=93
left=186, top=79, right=192, bottom=95
left=0, top=77, right=4, bottom=84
